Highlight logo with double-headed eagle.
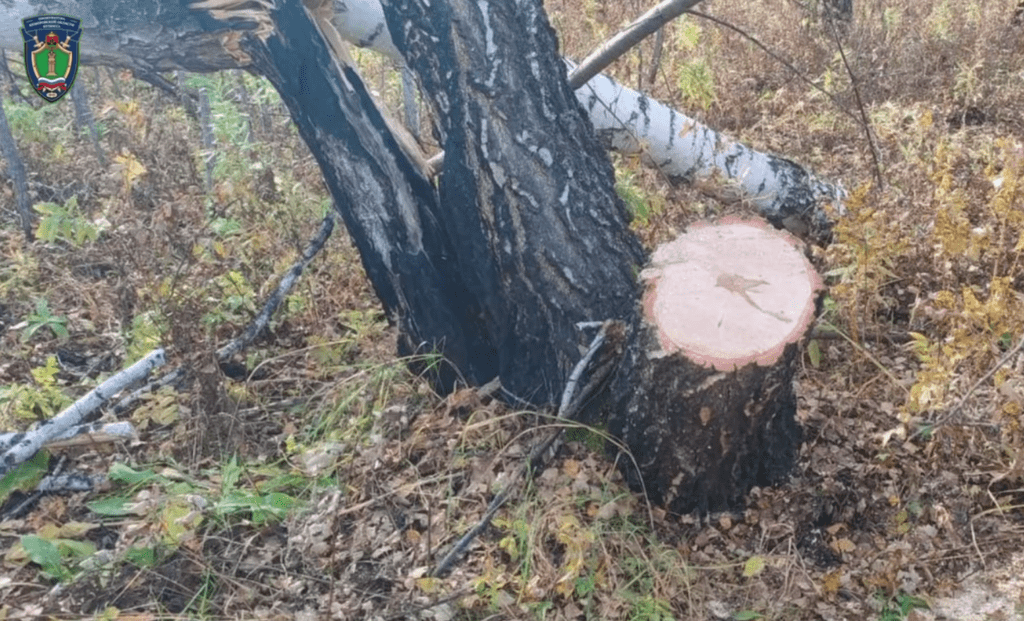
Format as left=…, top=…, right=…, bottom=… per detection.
left=21, top=15, right=82, bottom=103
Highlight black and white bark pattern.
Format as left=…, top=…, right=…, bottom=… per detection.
left=571, top=62, right=842, bottom=243
left=0, top=421, right=135, bottom=451
left=381, top=0, right=645, bottom=403
left=0, top=0, right=844, bottom=243
left=0, top=0, right=248, bottom=73
left=238, top=0, right=485, bottom=394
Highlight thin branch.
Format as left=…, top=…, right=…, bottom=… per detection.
left=431, top=320, right=624, bottom=577
left=0, top=421, right=135, bottom=451
left=218, top=212, right=335, bottom=360
left=687, top=9, right=863, bottom=127
left=568, top=0, right=706, bottom=89
left=912, top=333, right=1024, bottom=440
left=825, top=10, right=885, bottom=190
left=426, top=0, right=705, bottom=175
left=113, top=211, right=336, bottom=412
left=645, top=26, right=666, bottom=87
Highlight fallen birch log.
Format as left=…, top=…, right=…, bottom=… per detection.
left=569, top=60, right=842, bottom=243
left=0, top=349, right=166, bottom=477
left=0, top=421, right=135, bottom=452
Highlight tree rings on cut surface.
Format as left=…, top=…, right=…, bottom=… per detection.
left=608, top=218, right=823, bottom=515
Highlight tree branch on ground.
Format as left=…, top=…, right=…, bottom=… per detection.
left=431, top=320, right=627, bottom=577
left=0, top=349, right=166, bottom=477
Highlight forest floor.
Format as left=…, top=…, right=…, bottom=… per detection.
left=2, top=0, right=1024, bottom=619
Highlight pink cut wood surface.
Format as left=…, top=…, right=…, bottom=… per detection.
left=641, top=217, right=823, bottom=371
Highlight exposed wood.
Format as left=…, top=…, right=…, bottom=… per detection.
left=0, top=0, right=824, bottom=514
left=240, top=0, right=478, bottom=394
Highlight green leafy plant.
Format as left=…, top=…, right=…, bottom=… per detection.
left=0, top=452, right=49, bottom=506
left=126, top=310, right=167, bottom=364
left=201, top=270, right=257, bottom=328
left=212, top=457, right=297, bottom=526
left=22, top=299, right=69, bottom=341
left=677, top=59, right=716, bottom=111
left=877, top=592, right=929, bottom=621
left=6, top=98, right=66, bottom=143
left=673, top=18, right=716, bottom=111
left=13, top=523, right=98, bottom=583
left=627, top=595, right=675, bottom=621
left=34, top=197, right=100, bottom=246
left=616, top=168, right=663, bottom=227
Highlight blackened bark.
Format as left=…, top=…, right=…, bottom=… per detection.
left=609, top=335, right=804, bottom=515
left=0, top=93, right=33, bottom=241
left=383, top=0, right=646, bottom=404
left=242, top=1, right=478, bottom=393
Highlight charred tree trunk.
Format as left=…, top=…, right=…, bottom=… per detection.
left=381, top=0, right=819, bottom=512
left=381, top=0, right=645, bottom=404
left=240, top=0, right=641, bottom=405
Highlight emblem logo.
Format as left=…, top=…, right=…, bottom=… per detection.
left=21, top=15, right=82, bottom=103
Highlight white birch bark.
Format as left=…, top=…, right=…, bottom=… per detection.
left=0, top=349, right=166, bottom=476
left=570, top=60, right=843, bottom=238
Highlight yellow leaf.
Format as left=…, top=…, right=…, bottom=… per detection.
left=918, top=109, right=932, bottom=129
left=498, top=535, right=518, bottom=561
left=821, top=569, right=842, bottom=595
left=834, top=537, right=856, bottom=552
left=114, top=152, right=148, bottom=190
left=57, top=521, right=98, bottom=538
left=742, top=555, right=766, bottom=577
left=161, top=502, right=200, bottom=546
left=562, top=459, right=580, bottom=477
left=37, top=523, right=61, bottom=539
left=415, top=577, right=441, bottom=594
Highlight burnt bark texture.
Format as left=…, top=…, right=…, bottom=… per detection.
left=242, top=0, right=471, bottom=393
left=0, top=93, right=33, bottom=241
left=608, top=333, right=805, bottom=515
left=0, top=0, right=244, bottom=73
left=382, top=0, right=646, bottom=404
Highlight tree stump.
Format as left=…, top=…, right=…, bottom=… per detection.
left=607, top=217, right=823, bottom=515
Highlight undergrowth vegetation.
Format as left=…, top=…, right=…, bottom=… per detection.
left=2, top=0, right=1024, bottom=619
